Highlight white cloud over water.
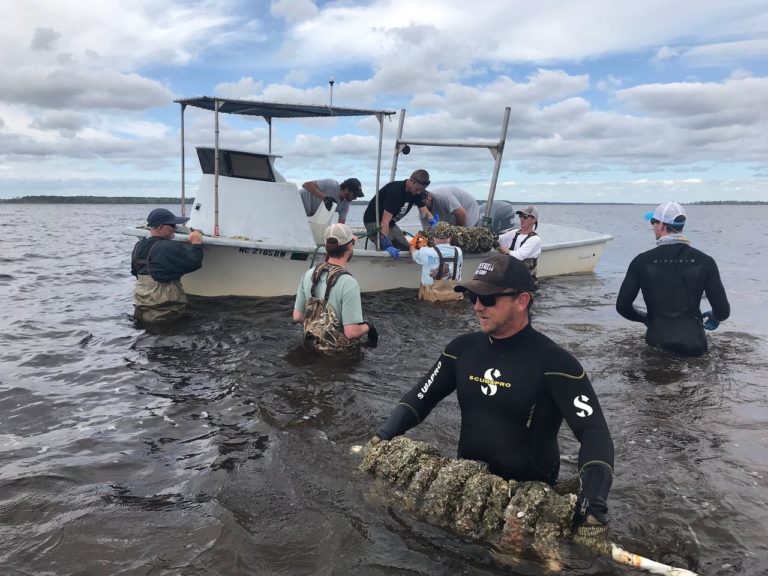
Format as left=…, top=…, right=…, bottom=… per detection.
left=0, top=0, right=766, bottom=202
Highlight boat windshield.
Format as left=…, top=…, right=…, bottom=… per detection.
left=197, top=147, right=277, bottom=182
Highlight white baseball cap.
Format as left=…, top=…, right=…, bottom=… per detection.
left=645, top=202, right=686, bottom=228
left=324, top=223, right=356, bottom=244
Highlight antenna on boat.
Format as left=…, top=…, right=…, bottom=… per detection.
left=328, top=75, right=335, bottom=106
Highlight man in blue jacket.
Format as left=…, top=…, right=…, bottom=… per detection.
left=131, top=208, right=203, bottom=323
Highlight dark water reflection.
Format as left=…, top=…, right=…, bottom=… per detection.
left=1, top=203, right=767, bottom=575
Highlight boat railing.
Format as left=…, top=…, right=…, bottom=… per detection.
left=388, top=107, right=511, bottom=227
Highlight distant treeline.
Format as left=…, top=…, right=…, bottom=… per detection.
left=0, top=196, right=192, bottom=204
left=691, top=200, right=768, bottom=205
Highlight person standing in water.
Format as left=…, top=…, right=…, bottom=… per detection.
left=130, top=208, right=204, bottom=323
left=616, top=202, right=730, bottom=356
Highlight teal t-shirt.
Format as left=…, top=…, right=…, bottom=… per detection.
left=294, top=267, right=364, bottom=325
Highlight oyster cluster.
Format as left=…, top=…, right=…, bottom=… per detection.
left=359, top=437, right=577, bottom=558
left=418, top=224, right=498, bottom=254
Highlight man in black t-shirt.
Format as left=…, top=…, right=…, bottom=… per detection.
left=363, top=169, right=436, bottom=255
left=616, top=202, right=730, bottom=356
left=373, top=255, right=615, bottom=548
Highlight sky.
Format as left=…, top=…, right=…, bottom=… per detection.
left=1, top=0, right=767, bottom=204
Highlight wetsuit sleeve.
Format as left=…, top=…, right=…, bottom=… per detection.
left=376, top=342, right=460, bottom=440
left=705, top=259, right=730, bottom=322
left=544, top=355, right=614, bottom=521
left=616, top=257, right=647, bottom=324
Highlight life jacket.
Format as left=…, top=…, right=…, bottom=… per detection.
left=419, top=247, right=463, bottom=302
left=302, top=262, right=360, bottom=354
left=510, top=231, right=539, bottom=285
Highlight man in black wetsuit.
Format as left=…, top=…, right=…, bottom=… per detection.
left=373, top=254, right=615, bottom=547
left=616, top=202, right=730, bottom=357
left=363, top=169, right=437, bottom=256
left=131, top=208, right=204, bottom=323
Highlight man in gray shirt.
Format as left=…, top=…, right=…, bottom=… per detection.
left=420, top=186, right=480, bottom=228
left=299, top=178, right=364, bottom=224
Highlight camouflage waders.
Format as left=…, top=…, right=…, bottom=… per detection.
left=302, top=262, right=360, bottom=355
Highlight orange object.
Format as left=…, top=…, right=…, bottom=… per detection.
left=409, top=234, right=429, bottom=249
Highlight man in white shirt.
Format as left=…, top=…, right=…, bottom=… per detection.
left=498, top=205, right=541, bottom=285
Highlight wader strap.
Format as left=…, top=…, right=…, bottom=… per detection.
left=435, top=247, right=459, bottom=280
left=310, top=262, right=349, bottom=300
left=511, top=231, right=537, bottom=250
left=131, top=237, right=163, bottom=277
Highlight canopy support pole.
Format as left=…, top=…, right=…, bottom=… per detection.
left=180, top=103, right=187, bottom=217
left=213, top=99, right=221, bottom=236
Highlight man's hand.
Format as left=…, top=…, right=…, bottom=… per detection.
left=189, top=230, right=203, bottom=245
left=427, top=213, right=440, bottom=228
left=323, top=196, right=337, bottom=211
left=409, top=233, right=428, bottom=249
left=363, top=323, right=379, bottom=348
left=385, top=246, right=399, bottom=258
left=702, top=310, right=720, bottom=331
left=572, top=515, right=611, bottom=556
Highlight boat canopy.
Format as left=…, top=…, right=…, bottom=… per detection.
left=175, top=96, right=395, bottom=120
left=175, top=96, right=396, bottom=233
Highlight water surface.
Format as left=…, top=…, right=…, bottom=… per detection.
left=0, top=203, right=766, bottom=575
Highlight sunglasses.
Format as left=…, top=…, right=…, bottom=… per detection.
left=650, top=218, right=660, bottom=225
left=412, top=177, right=430, bottom=187
left=517, top=213, right=535, bottom=220
left=467, top=291, right=521, bottom=306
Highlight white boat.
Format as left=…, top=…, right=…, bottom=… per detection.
left=124, top=97, right=612, bottom=298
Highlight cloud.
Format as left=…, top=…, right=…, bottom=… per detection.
left=0, top=1, right=247, bottom=71
left=616, top=75, right=768, bottom=124
left=0, top=68, right=173, bottom=110
left=29, top=111, right=90, bottom=137
left=680, top=38, right=768, bottom=68
left=1, top=0, right=767, bottom=201
left=652, top=46, right=678, bottom=64
left=270, top=0, right=319, bottom=22
left=30, top=27, right=61, bottom=52
left=215, top=77, right=266, bottom=99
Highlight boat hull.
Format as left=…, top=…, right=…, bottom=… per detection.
left=124, top=223, right=610, bottom=298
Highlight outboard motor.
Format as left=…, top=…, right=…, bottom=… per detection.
left=478, top=200, right=517, bottom=235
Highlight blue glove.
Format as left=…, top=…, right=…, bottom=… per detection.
left=385, top=246, right=399, bottom=258
left=378, top=234, right=392, bottom=249
left=702, top=310, right=719, bottom=331
left=428, top=214, right=440, bottom=227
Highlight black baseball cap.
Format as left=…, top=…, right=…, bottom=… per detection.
left=147, top=208, right=189, bottom=228
left=340, top=178, right=364, bottom=198
left=455, top=254, right=537, bottom=295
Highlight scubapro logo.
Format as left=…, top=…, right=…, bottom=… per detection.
left=573, top=395, right=593, bottom=417
left=481, top=368, right=500, bottom=396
